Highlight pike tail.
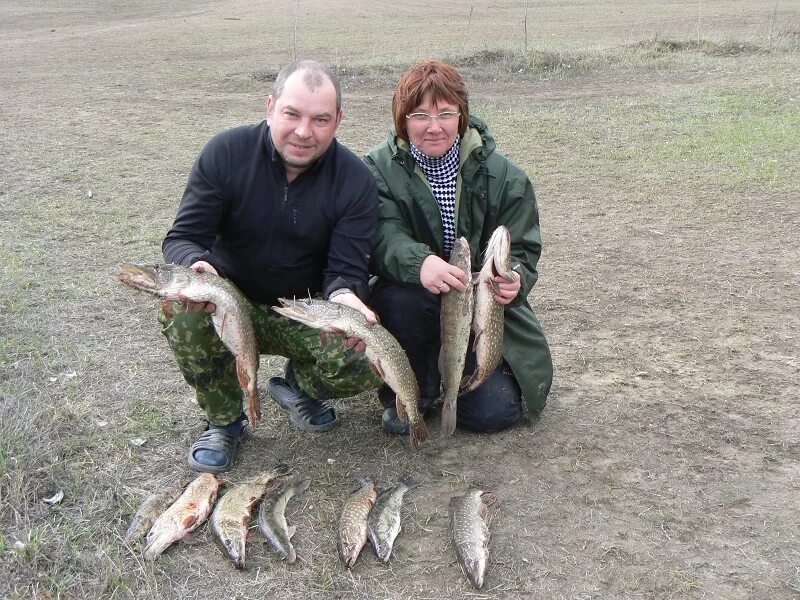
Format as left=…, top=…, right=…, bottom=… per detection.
left=409, top=418, right=428, bottom=451
left=440, top=396, right=457, bottom=436
left=236, top=358, right=260, bottom=428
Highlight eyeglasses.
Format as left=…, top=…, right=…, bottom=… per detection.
left=405, top=111, right=461, bottom=124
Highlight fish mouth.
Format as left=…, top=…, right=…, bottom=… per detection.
left=117, top=262, right=160, bottom=291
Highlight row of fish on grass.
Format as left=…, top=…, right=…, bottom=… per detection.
left=125, top=470, right=496, bottom=588
left=117, top=263, right=428, bottom=449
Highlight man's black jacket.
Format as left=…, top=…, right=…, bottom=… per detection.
left=163, top=122, right=378, bottom=306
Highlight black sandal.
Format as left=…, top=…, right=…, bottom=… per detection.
left=187, top=418, right=248, bottom=473
left=268, top=375, right=338, bottom=432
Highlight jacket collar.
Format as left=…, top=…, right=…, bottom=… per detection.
left=388, top=114, right=495, bottom=174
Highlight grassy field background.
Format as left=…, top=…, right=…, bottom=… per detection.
left=2, top=1, right=799, bottom=598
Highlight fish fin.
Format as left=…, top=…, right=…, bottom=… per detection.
left=458, top=373, right=475, bottom=395
left=236, top=359, right=259, bottom=428
left=399, top=474, right=422, bottom=490
left=161, top=299, right=175, bottom=319
left=471, top=329, right=483, bottom=352
left=288, top=525, right=296, bottom=540
left=440, top=398, right=457, bottom=436
left=395, top=395, right=407, bottom=422
left=218, top=311, right=226, bottom=335
left=319, top=331, right=334, bottom=346
left=372, top=357, right=386, bottom=380
left=409, top=418, right=428, bottom=451
left=482, top=491, right=500, bottom=509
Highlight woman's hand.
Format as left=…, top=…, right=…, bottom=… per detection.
left=420, top=254, right=468, bottom=295
left=489, top=272, right=521, bottom=305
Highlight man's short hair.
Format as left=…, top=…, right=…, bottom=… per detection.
left=273, top=60, right=342, bottom=112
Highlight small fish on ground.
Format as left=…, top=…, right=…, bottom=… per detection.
left=367, top=476, right=419, bottom=562
left=338, top=476, right=377, bottom=568
left=460, top=226, right=516, bottom=394
left=450, top=488, right=497, bottom=589
left=118, top=262, right=261, bottom=427
left=143, top=472, right=220, bottom=559
left=273, top=298, right=428, bottom=450
left=257, top=475, right=311, bottom=564
left=439, top=237, right=473, bottom=435
left=209, top=464, right=290, bottom=569
left=125, top=475, right=190, bottom=544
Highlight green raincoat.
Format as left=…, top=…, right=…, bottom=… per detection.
left=365, top=116, right=553, bottom=419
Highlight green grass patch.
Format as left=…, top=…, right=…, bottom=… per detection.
left=481, top=85, right=798, bottom=195
left=653, top=90, right=799, bottom=190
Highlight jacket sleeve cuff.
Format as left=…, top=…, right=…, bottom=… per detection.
left=324, top=276, right=368, bottom=301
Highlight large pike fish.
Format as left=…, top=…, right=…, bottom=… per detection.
left=143, top=472, right=220, bottom=559
left=460, top=226, right=517, bottom=394
left=272, top=298, right=428, bottom=450
left=439, top=237, right=473, bottom=435
left=209, top=464, right=290, bottom=569
left=257, top=475, right=310, bottom=564
left=125, top=474, right=190, bottom=544
left=367, top=476, right=418, bottom=562
left=118, top=262, right=261, bottom=427
left=450, top=489, right=496, bottom=589
left=337, top=476, right=377, bottom=568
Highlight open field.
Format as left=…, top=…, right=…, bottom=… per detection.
left=2, top=1, right=799, bottom=598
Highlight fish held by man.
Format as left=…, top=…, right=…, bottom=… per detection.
left=143, top=472, right=220, bottom=559
left=257, top=475, right=311, bottom=564
left=117, top=262, right=261, bottom=427
left=439, top=237, right=473, bottom=435
left=209, top=464, right=290, bottom=569
left=125, top=474, right=190, bottom=544
left=337, top=476, right=377, bottom=568
left=450, top=489, right=496, bottom=589
left=460, top=226, right=516, bottom=394
left=367, top=476, right=418, bottom=562
left=272, top=298, right=428, bottom=450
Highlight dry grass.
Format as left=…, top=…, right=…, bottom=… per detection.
left=2, top=0, right=800, bottom=598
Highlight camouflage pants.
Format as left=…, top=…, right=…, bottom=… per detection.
left=157, top=297, right=381, bottom=425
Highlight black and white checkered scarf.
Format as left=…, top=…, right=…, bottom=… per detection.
left=409, top=139, right=460, bottom=255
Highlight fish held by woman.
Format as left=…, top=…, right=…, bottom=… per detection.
left=438, top=237, right=473, bottom=435
left=460, top=226, right=516, bottom=394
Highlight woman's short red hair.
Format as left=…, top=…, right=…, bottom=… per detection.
left=392, top=60, right=470, bottom=141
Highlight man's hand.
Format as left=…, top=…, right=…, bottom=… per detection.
left=182, top=260, right=218, bottom=313
left=329, top=291, right=377, bottom=353
left=420, top=254, right=468, bottom=295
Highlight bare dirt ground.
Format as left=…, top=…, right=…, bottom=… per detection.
left=2, top=1, right=799, bottom=598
